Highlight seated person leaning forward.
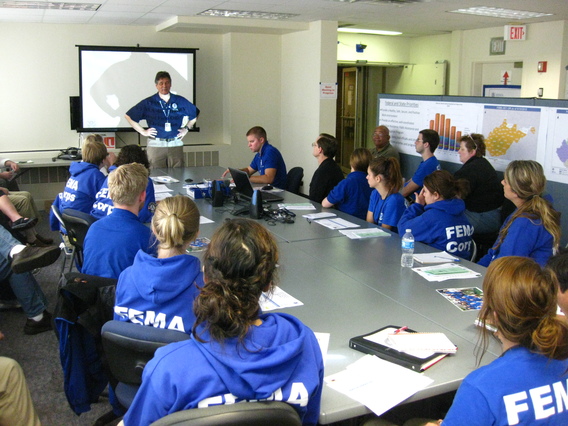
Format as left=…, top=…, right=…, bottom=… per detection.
left=119, top=218, right=324, bottom=426
left=478, top=160, right=560, bottom=268
left=50, top=134, right=115, bottom=231
left=397, top=170, right=474, bottom=260
left=82, top=163, right=154, bottom=280
left=113, top=195, right=203, bottom=334
left=222, top=126, right=287, bottom=189
left=322, top=148, right=373, bottom=221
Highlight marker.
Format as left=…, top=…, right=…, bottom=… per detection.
left=394, top=326, right=408, bottom=334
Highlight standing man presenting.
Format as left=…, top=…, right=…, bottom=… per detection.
left=371, top=125, right=399, bottom=163
left=125, top=71, right=199, bottom=168
left=401, top=129, right=441, bottom=199
left=224, top=126, right=287, bottom=189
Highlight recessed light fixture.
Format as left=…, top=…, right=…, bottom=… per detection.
left=0, top=1, right=100, bottom=10
left=338, top=28, right=402, bottom=36
left=449, top=6, right=552, bottom=20
left=197, top=9, right=299, bottom=20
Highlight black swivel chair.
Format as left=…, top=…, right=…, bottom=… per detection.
left=61, top=208, right=97, bottom=271
left=285, top=167, right=304, bottom=195
left=150, top=401, right=302, bottom=426
left=101, top=320, right=190, bottom=409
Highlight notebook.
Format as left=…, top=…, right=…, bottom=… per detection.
left=228, top=167, right=284, bottom=202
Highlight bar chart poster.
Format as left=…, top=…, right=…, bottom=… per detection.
left=544, top=109, right=568, bottom=184
left=377, top=98, right=481, bottom=164
left=481, top=105, right=541, bottom=171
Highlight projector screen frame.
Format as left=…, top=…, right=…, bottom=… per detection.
left=77, top=45, right=198, bottom=133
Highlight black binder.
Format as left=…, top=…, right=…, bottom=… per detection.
left=349, top=325, right=448, bottom=372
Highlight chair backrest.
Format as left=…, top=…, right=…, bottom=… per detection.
left=51, top=204, right=67, bottom=233
left=150, top=401, right=302, bottom=426
left=61, top=209, right=97, bottom=251
left=470, top=239, right=478, bottom=262
left=285, top=167, right=304, bottom=195
left=102, top=320, right=190, bottom=386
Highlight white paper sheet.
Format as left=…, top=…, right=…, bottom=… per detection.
left=259, top=286, right=304, bottom=311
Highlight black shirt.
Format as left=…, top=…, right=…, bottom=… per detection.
left=454, top=156, right=504, bottom=212
left=309, top=158, right=345, bottom=203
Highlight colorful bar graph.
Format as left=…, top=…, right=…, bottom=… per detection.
left=429, top=113, right=462, bottom=151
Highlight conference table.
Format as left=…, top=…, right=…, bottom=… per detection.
left=152, top=166, right=498, bottom=424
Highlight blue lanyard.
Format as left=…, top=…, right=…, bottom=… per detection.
left=159, top=100, right=171, bottom=123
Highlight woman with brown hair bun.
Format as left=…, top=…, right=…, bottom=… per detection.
left=431, top=256, right=568, bottom=425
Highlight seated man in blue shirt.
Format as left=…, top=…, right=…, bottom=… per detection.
left=82, top=163, right=153, bottom=279
left=401, top=129, right=441, bottom=199
left=223, top=126, right=287, bottom=189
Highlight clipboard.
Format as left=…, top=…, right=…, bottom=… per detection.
left=349, top=325, right=449, bottom=372
left=8, top=168, right=30, bottom=182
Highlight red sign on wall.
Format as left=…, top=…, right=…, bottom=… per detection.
left=504, top=25, right=527, bottom=41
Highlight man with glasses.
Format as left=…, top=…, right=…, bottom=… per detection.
left=371, top=125, right=399, bottom=163
left=401, top=129, right=441, bottom=199
left=309, top=133, right=344, bottom=203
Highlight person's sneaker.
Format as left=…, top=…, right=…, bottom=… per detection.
left=11, top=246, right=61, bottom=274
left=24, top=311, right=53, bottom=335
left=34, top=233, right=54, bottom=245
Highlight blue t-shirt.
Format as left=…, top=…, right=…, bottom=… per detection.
left=249, top=142, right=287, bottom=189
left=478, top=213, right=554, bottom=267
left=408, top=156, right=441, bottom=189
left=82, top=208, right=153, bottom=279
left=123, top=313, right=324, bottom=426
left=91, top=165, right=156, bottom=223
left=368, top=190, right=406, bottom=233
left=126, top=93, right=198, bottom=139
left=443, top=346, right=568, bottom=426
left=326, top=171, right=373, bottom=220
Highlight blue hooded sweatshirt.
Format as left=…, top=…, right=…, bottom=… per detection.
left=50, top=161, right=105, bottom=230
left=123, top=313, right=324, bottom=426
left=114, top=250, right=203, bottom=335
left=398, top=198, right=474, bottom=260
left=90, top=165, right=156, bottom=223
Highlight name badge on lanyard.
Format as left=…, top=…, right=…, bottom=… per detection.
left=160, top=100, right=171, bottom=132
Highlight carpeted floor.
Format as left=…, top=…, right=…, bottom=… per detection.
left=0, top=211, right=120, bottom=426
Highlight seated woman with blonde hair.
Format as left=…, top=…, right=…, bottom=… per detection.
left=478, top=160, right=560, bottom=267
left=113, top=195, right=203, bottom=334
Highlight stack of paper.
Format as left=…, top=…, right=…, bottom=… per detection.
left=387, top=332, right=457, bottom=354
left=413, top=251, right=461, bottom=264
left=413, top=263, right=481, bottom=282
left=339, top=228, right=390, bottom=239
left=325, top=355, right=433, bottom=417
left=314, top=217, right=360, bottom=230
left=278, top=203, right=316, bottom=211
left=259, top=286, right=304, bottom=312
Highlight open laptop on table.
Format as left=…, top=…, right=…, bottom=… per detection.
left=228, top=167, right=284, bottom=202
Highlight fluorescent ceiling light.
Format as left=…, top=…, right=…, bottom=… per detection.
left=338, top=28, right=402, bottom=36
left=198, top=9, right=299, bottom=20
left=0, top=1, right=100, bottom=10
left=449, top=6, right=553, bottom=20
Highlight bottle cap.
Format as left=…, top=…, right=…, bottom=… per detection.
left=406, top=229, right=411, bottom=232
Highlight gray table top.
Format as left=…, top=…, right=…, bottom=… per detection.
left=151, top=167, right=496, bottom=424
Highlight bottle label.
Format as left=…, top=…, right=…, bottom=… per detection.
left=402, top=241, right=414, bottom=250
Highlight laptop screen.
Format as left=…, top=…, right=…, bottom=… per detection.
left=228, top=167, right=254, bottom=198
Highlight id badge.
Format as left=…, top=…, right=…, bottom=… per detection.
left=165, top=123, right=171, bottom=132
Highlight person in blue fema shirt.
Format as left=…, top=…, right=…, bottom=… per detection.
left=119, top=219, right=324, bottom=426
left=398, top=170, right=474, bottom=260
left=426, top=257, right=568, bottom=426
left=222, top=126, right=287, bottom=189
left=401, top=129, right=441, bottom=200
left=125, top=71, right=199, bottom=168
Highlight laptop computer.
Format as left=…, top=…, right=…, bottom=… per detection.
left=228, top=167, right=284, bottom=202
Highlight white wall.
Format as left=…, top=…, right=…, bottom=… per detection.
left=337, top=33, right=410, bottom=64
left=0, top=23, right=225, bottom=154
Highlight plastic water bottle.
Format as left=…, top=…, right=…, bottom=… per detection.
left=401, top=229, right=414, bottom=268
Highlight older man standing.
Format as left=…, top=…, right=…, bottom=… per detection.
left=371, top=125, right=399, bottom=163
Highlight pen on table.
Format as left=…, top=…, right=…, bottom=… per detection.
left=394, top=326, right=408, bottom=334
left=306, top=218, right=312, bottom=224
left=434, top=255, right=460, bottom=262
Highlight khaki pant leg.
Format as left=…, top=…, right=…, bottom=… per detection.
left=147, top=146, right=168, bottom=169
left=167, top=146, right=184, bottom=168
left=0, top=357, right=40, bottom=426
left=8, top=192, right=39, bottom=221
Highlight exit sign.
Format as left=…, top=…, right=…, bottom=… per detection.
left=504, top=25, right=527, bottom=41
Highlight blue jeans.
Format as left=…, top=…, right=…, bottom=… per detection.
left=0, top=227, right=47, bottom=317
left=465, top=208, right=502, bottom=234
